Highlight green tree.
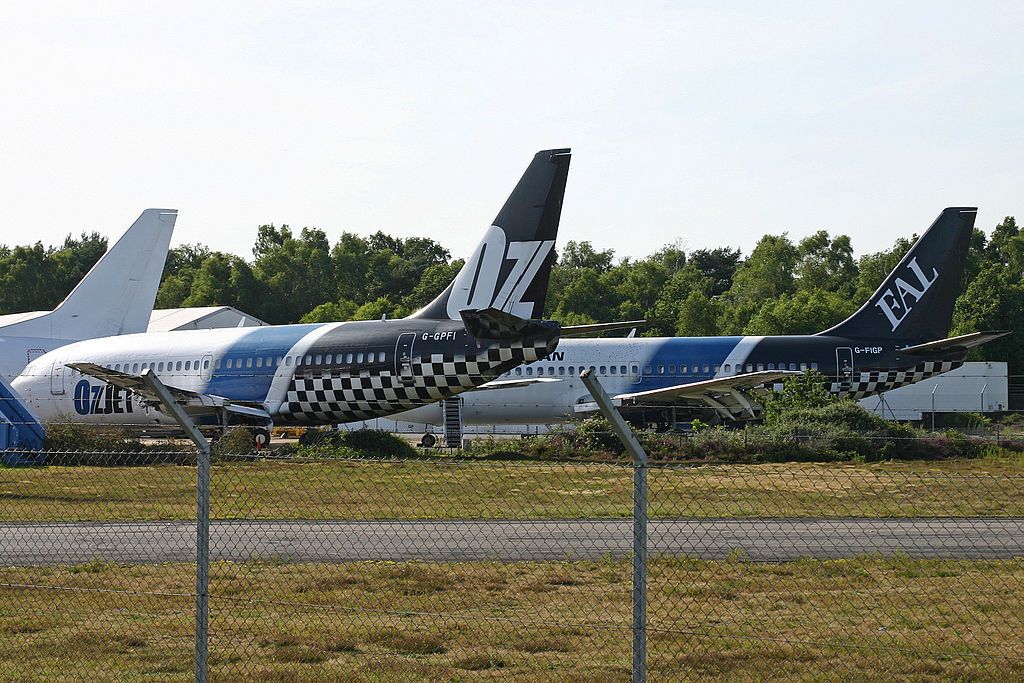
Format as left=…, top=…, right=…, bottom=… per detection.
left=745, top=289, right=859, bottom=336
left=252, top=225, right=335, bottom=323
left=352, top=297, right=404, bottom=321
left=952, top=264, right=1024, bottom=374
left=795, top=231, right=857, bottom=296
left=156, top=244, right=212, bottom=308
left=558, top=240, right=614, bottom=272
left=610, top=259, right=669, bottom=321
left=401, top=260, right=464, bottom=313
left=688, top=247, right=741, bottom=296
left=648, top=265, right=708, bottom=336
left=300, top=300, right=358, bottom=323
left=675, top=289, right=721, bottom=337
left=718, top=234, right=799, bottom=333
left=0, top=244, right=58, bottom=313
left=854, top=236, right=913, bottom=301
left=553, top=268, right=620, bottom=324
left=49, top=232, right=108, bottom=302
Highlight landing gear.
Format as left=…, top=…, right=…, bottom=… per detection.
left=252, top=427, right=271, bottom=451
left=419, top=433, right=437, bottom=448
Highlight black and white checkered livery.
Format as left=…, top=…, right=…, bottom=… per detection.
left=283, top=336, right=555, bottom=423
left=831, top=361, right=963, bottom=400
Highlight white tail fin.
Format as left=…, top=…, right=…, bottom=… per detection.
left=4, top=209, right=177, bottom=340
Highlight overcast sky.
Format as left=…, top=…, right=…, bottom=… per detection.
left=2, top=1, right=1021, bottom=263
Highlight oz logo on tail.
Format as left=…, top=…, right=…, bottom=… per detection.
left=874, top=257, right=939, bottom=331
left=446, top=225, right=554, bottom=319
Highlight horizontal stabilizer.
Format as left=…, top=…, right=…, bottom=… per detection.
left=900, top=331, right=1011, bottom=355
left=474, top=377, right=561, bottom=391
left=460, top=308, right=538, bottom=339
left=561, top=320, right=647, bottom=337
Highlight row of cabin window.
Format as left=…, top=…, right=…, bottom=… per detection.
left=108, top=359, right=209, bottom=374
left=104, top=351, right=389, bottom=376
left=216, top=351, right=387, bottom=370
left=504, top=361, right=821, bottom=379
left=645, top=361, right=820, bottom=375
left=511, top=364, right=640, bottom=377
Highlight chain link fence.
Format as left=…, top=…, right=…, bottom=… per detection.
left=2, top=442, right=1023, bottom=681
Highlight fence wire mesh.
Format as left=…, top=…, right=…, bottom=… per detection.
left=1, top=440, right=1023, bottom=681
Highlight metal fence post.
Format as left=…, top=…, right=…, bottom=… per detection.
left=579, top=369, right=647, bottom=683
left=140, top=371, right=211, bottom=683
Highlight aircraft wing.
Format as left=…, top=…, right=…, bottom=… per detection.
left=900, top=331, right=1011, bottom=355
left=613, top=370, right=801, bottom=403
left=475, top=377, right=561, bottom=391
left=67, top=362, right=271, bottom=423
left=579, top=370, right=801, bottom=421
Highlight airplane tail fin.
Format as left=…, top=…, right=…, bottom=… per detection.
left=8, top=209, right=177, bottom=340
left=411, top=148, right=571, bottom=320
left=818, top=207, right=976, bottom=342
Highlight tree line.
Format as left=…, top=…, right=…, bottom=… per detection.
left=2, top=217, right=1021, bottom=371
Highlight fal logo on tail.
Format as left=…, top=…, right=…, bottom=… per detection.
left=874, top=257, right=939, bottom=331
left=446, top=225, right=554, bottom=319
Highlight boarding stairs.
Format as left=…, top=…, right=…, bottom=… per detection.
left=0, top=375, right=45, bottom=464
left=443, top=397, right=463, bottom=448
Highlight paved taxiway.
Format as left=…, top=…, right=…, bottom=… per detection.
left=1, top=518, right=1022, bottom=565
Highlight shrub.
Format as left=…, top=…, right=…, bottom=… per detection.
left=43, top=421, right=141, bottom=452
left=295, top=428, right=417, bottom=460
left=212, top=427, right=258, bottom=456
left=40, top=421, right=193, bottom=466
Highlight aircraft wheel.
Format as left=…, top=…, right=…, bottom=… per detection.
left=252, top=427, right=271, bottom=451
left=419, top=433, right=437, bottom=448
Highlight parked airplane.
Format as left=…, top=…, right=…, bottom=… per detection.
left=13, top=149, right=587, bottom=447
left=391, top=207, right=1009, bottom=430
left=0, top=209, right=177, bottom=381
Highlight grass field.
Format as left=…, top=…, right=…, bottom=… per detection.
left=1, top=456, right=1023, bottom=522
left=0, top=556, right=1021, bottom=681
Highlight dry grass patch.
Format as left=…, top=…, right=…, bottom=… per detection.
left=2, top=457, right=1023, bottom=522
left=454, top=652, right=507, bottom=670
left=371, top=631, right=447, bottom=656
left=0, top=554, right=1022, bottom=679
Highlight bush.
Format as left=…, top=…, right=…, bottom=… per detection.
left=295, top=428, right=417, bottom=460
left=768, top=400, right=890, bottom=434
left=212, top=427, right=259, bottom=457
left=40, top=421, right=193, bottom=466
left=43, top=421, right=141, bottom=452
left=465, top=402, right=999, bottom=464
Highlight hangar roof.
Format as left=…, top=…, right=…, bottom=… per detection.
left=148, top=306, right=267, bottom=332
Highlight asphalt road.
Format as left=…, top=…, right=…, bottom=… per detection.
left=1, top=518, right=1022, bottom=566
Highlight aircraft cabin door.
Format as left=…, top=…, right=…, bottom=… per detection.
left=395, top=333, right=417, bottom=384
left=835, top=347, right=854, bottom=385
left=201, top=354, right=213, bottom=381
left=50, top=361, right=65, bottom=395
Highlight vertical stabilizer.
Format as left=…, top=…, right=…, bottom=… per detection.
left=5, top=209, right=177, bottom=340
left=412, top=149, right=571, bottom=320
left=819, top=207, right=976, bottom=342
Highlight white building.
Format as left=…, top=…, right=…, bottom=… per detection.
left=858, top=361, right=1008, bottom=421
